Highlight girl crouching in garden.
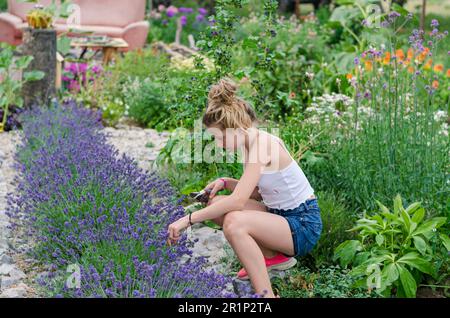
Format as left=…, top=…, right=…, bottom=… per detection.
left=168, top=78, right=322, bottom=298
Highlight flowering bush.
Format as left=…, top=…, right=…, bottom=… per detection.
left=7, top=101, right=235, bottom=297
left=62, top=61, right=103, bottom=93
left=304, top=14, right=449, bottom=216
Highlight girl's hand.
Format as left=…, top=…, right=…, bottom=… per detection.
left=167, top=216, right=189, bottom=246
left=204, top=178, right=226, bottom=200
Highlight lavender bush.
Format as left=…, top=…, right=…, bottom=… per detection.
left=7, top=101, right=235, bottom=298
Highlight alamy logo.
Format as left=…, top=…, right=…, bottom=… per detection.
left=66, top=264, right=81, bottom=289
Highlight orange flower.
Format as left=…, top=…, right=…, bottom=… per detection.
left=433, top=64, right=444, bottom=72
left=447, top=69, right=450, bottom=78
left=346, top=73, right=353, bottom=80
left=383, top=51, right=391, bottom=65
left=432, top=80, right=439, bottom=89
left=424, top=59, right=433, bottom=70
left=407, top=48, right=414, bottom=60
left=396, top=49, right=405, bottom=61
left=289, top=92, right=296, bottom=99
left=364, top=60, right=373, bottom=72
left=408, top=66, right=415, bottom=74
left=417, top=47, right=430, bottom=63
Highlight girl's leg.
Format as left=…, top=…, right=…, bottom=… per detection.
left=222, top=210, right=295, bottom=298
left=208, top=195, right=277, bottom=258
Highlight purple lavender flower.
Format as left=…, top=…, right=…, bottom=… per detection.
left=431, top=19, right=439, bottom=28
left=198, top=8, right=208, bottom=16
left=180, top=15, right=187, bottom=26
left=9, top=102, right=236, bottom=298
left=196, top=14, right=204, bottom=22
left=354, top=57, right=360, bottom=65
left=179, top=7, right=193, bottom=14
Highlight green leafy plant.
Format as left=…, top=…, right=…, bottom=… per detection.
left=272, top=264, right=376, bottom=298
left=0, top=44, right=45, bottom=132
left=334, top=195, right=449, bottom=298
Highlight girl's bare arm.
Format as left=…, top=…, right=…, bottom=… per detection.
left=222, top=177, right=262, bottom=201
left=191, top=162, right=266, bottom=223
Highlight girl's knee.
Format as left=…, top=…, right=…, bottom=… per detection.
left=223, top=211, right=246, bottom=239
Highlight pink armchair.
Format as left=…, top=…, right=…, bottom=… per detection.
left=0, top=0, right=149, bottom=50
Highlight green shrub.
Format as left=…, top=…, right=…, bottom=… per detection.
left=125, top=78, right=167, bottom=129
left=311, top=191, right=357, bottom=266
left=334, top=195, right=449, bottom=298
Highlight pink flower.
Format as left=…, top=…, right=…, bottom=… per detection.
left=158, top=4, right=166, bottom=12
left=166, top=5, right=178, bottom=18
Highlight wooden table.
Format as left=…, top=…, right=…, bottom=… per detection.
left=70, top=37, right=129, bottom=65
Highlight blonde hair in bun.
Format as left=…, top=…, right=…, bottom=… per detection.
left=203, top=78, right=257, bottom=129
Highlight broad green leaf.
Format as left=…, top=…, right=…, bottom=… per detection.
left=57, top=36, right=72, bottom=56
left=391, top=3, right=410, bottom=16
left=24, top=71, right=45, bottom=82
left=333, top=240, right=362, bottom=267
left=398, top=252, right=433, bottom=275
left=15, top=97, right=23, bottom=108
left=381, top=262, right=399, bottom=285
left=14, top=56, right=33, bottom=70
left=405, top=202, right=421, bottom=215
left=411, top=207, right=425, bottom=224
left=376, top=200, right=390, bottom=214
left=335, top=0, right=354, bottom=5
left=375, top=234, right=384, bottom=246
left=413, top=217, right=447, bottom=236
left=393, top=194, right=403, bottom=216
left=413, top=236, right=427, bottom=256
left=439, top=233, right=450, bottom=252
left=349, top=263, right=367, bottom=276
left=399, top=205, right=411, bottom=232
left=397, top=264, right=417, bottom=298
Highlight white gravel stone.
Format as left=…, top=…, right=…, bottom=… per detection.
left=1, top=275, right=19, bottom=290
left=0, top=264, right=14, bottom=275
left=0, top=283, right=28, bottom=298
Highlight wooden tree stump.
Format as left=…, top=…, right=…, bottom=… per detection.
left=21, top=28, right=56, bottom=108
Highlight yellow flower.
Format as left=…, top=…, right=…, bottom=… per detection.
left=424, top=59, right=433, bottom=70
left=364, top=60, right=373, bottom=72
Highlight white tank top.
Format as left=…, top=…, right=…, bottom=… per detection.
left=256, top=136, right=315, bottom=210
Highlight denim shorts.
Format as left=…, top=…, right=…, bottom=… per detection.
left=268, top=198, right=322, bottom=257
